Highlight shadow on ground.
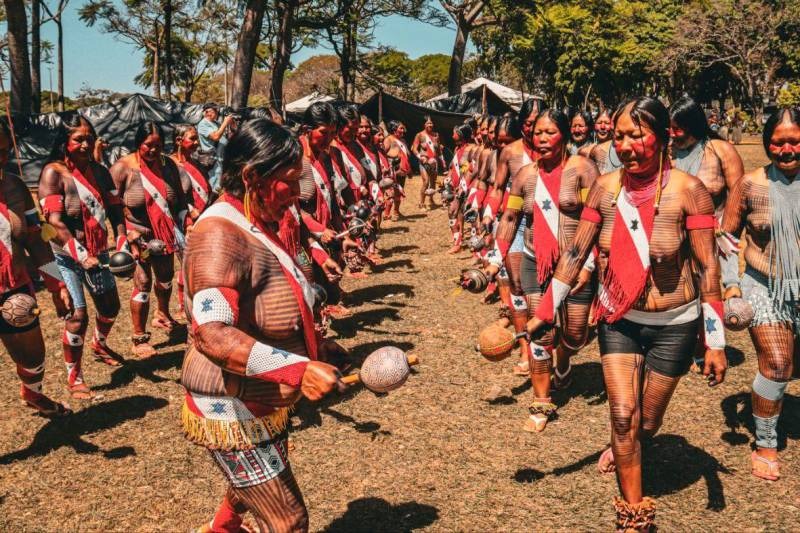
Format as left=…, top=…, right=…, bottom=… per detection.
left=720, top=391, right=799, bottom=450
left=93, top=349, right=184, bottom=392
left=323, top=497, right=438, bottom=532
left=0, top=395, right=168, bottom=464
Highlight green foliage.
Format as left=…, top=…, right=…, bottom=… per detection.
left=777, top=83, right=800, bottom=107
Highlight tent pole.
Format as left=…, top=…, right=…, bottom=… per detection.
left=482, top=84, right=487, bottom=114
left=378, top=90, right=383, bottom=124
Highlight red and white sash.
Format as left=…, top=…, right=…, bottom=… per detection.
left=0, top=186, right=19, bottom=290
left=394, top=138, right=412, bottom=174
left=531, top=163, right=562, bottom=283
left=595, top=183, right=656, bottom=322
left=421, top=133, right=437, bottom=159
left=357, top=141, right=379, bottom=181
left=198, top=197, right=317, bottom=360
left=138, top=158, right=184, bottom=254
left=70, top=164, right=108, bottom=257
left=450, top=146, right=468, bottom=192
left=338, top=144, right=364, bottom=188
left=308, top=157, right=332, bottom=229
left=181, top=159, right=210, bottom=213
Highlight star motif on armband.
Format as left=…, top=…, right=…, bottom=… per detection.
left=512, top=296, right=524, bottom=308
left=210, top=402, right=226, bottom=414
left=534, top=347, right=545, bottom=357
left=705, top=317, right=717, bottom=334
left=201, top=298, right=213, bottom=313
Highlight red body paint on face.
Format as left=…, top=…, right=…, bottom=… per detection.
left=309, top=125, right=334, bottom=153
left=138, top=133, right=162, bottom=163
left=570, top=117, right=588, bottom=143
left=533, top=117, right=564, bottom=162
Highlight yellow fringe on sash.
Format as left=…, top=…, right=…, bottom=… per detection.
left=181, top=401, right=289, bottom=451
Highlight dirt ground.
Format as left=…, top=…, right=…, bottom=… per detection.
left=1, top=140, right=799, bottom=532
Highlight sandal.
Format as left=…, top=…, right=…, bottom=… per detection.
left=92, top=341, right=124, bottom=366
left=552, top=363, right=573, bottom=390
left=68, top=382, right=95, bottom=400
left=131, top=333, right=157, bottom=359
left=21, top=387, right=72, bottom=417
left=598, top=446, right=616, bottom=474
left=751, top=451, right=780, bottom=481
left=523, top=398, right=557, bottom=433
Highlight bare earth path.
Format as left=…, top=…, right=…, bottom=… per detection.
left=1, top=142, right=798, bottom=531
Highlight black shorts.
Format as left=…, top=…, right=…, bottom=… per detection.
left=0, top=285, right=40, bottom=335
left=520, top=253, right=593, bottom=304
left=598, top=318, right=699, bottom=377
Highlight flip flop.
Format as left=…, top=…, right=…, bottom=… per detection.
left=751, top=451, right=780, bottom=481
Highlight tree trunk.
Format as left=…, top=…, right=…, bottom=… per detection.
left=447, top=16, right=469, bottom=97
left=269, top=0, right=297, bottom=111
left=31, top=0, right=41, bottom=113
left=163, top=0, right=172, bottom=100
left=152, top=44, right=162, bottom=100
left=230, top=0, right=266, bottom=109
left=4, top=0, right=32, bottom=115
left=56, top=17, right=65, bottom=112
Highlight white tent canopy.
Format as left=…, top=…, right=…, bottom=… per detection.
left=285, top=91, right=335, bottom=113
left=425, top=77, right=533, bottom=110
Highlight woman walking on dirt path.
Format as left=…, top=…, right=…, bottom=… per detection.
left=719, top=107, right=800, bottom=482
left=484, top=108, right=598, bottom=432
left=110, top=122, right=188, bottom=358
left=170, top=124, right=215, bottom=321
left=38, top=115, right=127, bottom=399
left=526, top=97, right=727, bottom=531
left=182, top=118, right=344, bottom=533
left=669, top=96, right=745, bottom=371
left=384, top=121, right=411, bottom=221
left=0, top=120, right=74, bottom=416
left=481, top=99, right=545, bottom=376
left=411, top=116, right=443, bottom=210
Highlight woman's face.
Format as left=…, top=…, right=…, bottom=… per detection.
left=521, top=112, right=537, bottom=143
left=66, top=125, right=96, bottom=161
left=570, top=115, right=589, bottom=144
left=669, top=120, right=696, bottom=150
left=768, top=114, right=800, bottom=175
left=309, top=124, right=335, bottom=153
left=373, top=130, right=385, bottom=146
left=396, top=124, right=407, bottom=138
left=613, top=109, right=663, bottom=176
left=595, top=113, right=613, bottom=141
left=533, top=116, right=565, bottom=161
left=138, top=132, right=163, bottom=162
left=357, top=118, right=372, bottom=143
left=452, top=129, right=463, bottom=144
left=339, top=117, right=359, bottom=142
left=249, top=156, right=303, bottom=223
left=424, top=119, right=434, bottom=132
left=180, top=127, right=200, bottom=154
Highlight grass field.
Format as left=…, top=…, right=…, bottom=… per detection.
left=1, top=140, right=798, bottom=531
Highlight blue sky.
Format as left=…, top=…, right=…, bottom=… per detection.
left=19, top=5, right=469, bottom=98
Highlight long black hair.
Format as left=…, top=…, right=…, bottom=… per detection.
left=669, top=96, right=717, bottom=142
left=570, top=109, right=595, bottom=143
left=453, top=123, right=473, bottom=143
left=302, top=102, right=338, bottom=130
left=337, top=104, right=360, bottom=128
left=221, top=118, right=301, bottom=196
left=387, top=120, right=405, bottom=135
left=518, top=98, right=547, bottom=124
left=613, top=97, right=670, bottom=148
left=133, top=121, right=164, bottom=149
left=762, top=107, right=800, bottom=155
left=496, top=113, right=518, bottom=140
left=49, top=114, right=98, bottom=161
left=172, top=123, right=196, bottom=147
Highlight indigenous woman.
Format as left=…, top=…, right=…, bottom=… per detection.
left=720, top=108, right=800, bottom=481
left=182, top=118, right=344, bottom=532
left=297, top=102, right=354, bottom=319
left=0, top=120, right=73, bottom=415
left=411, top=116, right=442, bottom=210
left=170, top=124, right=214, bottom=321
left=38, top=116, right=127, bottom=399
left=526, top=97, right=727, bottom=530
left=595, top=107, right=614, bottom=144
left=568, top=109, right=595, bottom=156
left=446, top=123, right=475, bottom=254
left=485, top=108, right=598, bottom=431
left=590, top=106, right=625, bottom=174
left=111, top=122, right=188, bottom=358
left=330, top=105, right=369, bottom=205
left=383, top=121, right=411, bottom=220
left=481, top=98, right=545, bottom=375
left=356, top=117, right=389, bottom=260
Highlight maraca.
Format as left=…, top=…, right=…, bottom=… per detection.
left=467, top=234, right=485, bottom=253
left=341, top=346, right=419, bottom=393
left=724, top=297, right=754, bottom=331
left=460, top=268, right=489, bottom=294
left=478, top=318, right=516, bottom=361
left=379, top=177, right=395, bottom=190
left=108, top=251, right=136, bottom=278
left=1, top=293, right=40, bottom=328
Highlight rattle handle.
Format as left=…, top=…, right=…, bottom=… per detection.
left=407, top=354, right=419, bottom=366
left=341, top=374, right=361, bottom=386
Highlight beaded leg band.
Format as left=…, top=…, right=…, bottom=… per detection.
left=614, top=496, right=656, bottom=533
left=529, top=398, right=557, bottom=419
left=132, top=332, right=152, bottom=345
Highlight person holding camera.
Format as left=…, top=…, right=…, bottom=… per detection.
left=197, top=104, right=235, bottom=192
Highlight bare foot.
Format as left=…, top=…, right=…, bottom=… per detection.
left=598, top=446, right=616, bottom=474
left=92, top=341, right=124, bottom=366
left=21, top=388, right=72, bottom=417
left=68, top=382, right=95, bottom=400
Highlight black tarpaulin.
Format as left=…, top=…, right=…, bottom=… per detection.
left=420, top=87, right=514, bottom=116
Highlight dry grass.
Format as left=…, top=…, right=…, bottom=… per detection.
left=1, top=139, right=798, bottom=532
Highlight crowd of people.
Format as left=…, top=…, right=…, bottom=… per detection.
left=0, top=93, right=798, bottom=531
